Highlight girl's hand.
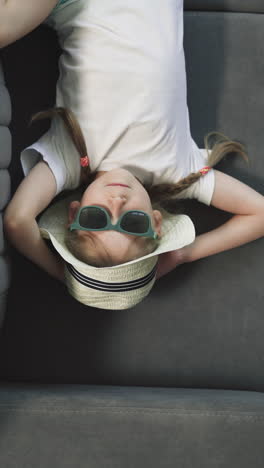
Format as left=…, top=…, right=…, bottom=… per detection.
left=156, top=248, right=186, bottom=280
left=53, top=257, right=66, bottom=284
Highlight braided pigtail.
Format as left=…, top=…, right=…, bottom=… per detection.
left=148, top=131, right=249, bottom=208
left=29, top=106, right=93, bottom=184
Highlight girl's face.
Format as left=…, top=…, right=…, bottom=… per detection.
left=68, top=168, right=163, bottom=265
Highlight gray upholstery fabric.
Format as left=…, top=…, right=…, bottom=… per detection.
left=185, top=0, right=264, bottom=13
left=0, top=384, right=264, bottom=468
left=0, top=62, right=11, bottom=328
left=1, top=4, right=264, bottom=467
left=0, top=216, right=4, bottom=254
left=0, top=126, right=12, bottom=169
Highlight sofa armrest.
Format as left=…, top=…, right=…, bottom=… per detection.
left=0, top=60, right=11, bottom=328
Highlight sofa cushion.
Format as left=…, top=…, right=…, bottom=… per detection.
left=1, top=9, right=264, bottom=390
left=0, top=126, right=11, bottom=169
left=0, top=85, right=11, bottom=126
left=0, top=171, right=10, bottom=212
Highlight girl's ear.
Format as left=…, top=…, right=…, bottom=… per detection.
left=68, top=201, right=81, bottom=226
left=152, top=210, right=163, bottom=238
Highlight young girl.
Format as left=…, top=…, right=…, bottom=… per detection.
left=2, top=0, right=264, bottom=309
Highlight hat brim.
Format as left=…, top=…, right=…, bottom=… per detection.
left=38, top=190, right=196, bottom=309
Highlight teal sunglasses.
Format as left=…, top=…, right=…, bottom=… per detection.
left=69, top=205, right=158, bottom=239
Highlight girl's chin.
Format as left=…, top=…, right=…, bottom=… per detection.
left=96, top=168, right=133, bottom=180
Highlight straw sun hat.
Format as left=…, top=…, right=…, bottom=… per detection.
left=38, top=190, right=195, bottom=310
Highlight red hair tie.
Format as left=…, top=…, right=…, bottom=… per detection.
left=80, top=156, right=89, bottom=167
left=199, top=166, right=211, bottom=176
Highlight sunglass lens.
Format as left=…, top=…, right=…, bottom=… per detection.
left=121, top=211, right=149, bottom=234
left=79, top=207, right=107, bottom=229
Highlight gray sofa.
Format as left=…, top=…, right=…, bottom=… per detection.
left=1, top=1, right=264, bottom=466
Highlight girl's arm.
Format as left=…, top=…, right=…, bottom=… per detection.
left=156, top=169, right=264, bottom=279
left=4, top=161, right=65, bottom=282
left=0, top=0, right=58, bottom=48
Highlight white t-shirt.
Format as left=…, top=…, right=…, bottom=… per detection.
left=21, top=0, right=215, bottom=205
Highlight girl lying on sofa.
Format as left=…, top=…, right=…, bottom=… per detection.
left=2, top=0, right=264, bottom=309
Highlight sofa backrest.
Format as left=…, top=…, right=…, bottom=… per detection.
left=185, top=0, right=264, bottom=13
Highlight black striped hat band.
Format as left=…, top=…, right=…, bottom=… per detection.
left=66, top=263, right=157, bottom=292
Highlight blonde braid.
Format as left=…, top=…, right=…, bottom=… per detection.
left=148, top=131, right=249, bottom=205
left=29, top=106, right=93, bottom=184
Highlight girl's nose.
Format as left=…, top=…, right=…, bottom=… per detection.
left=108, top=196, right=127, bottom=221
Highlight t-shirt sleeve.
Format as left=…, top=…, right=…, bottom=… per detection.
left=173, top=140, right=216, bottom=206
left=20, top=134, right=68, bottom=196
left=20, top=117, right=81, bottom=196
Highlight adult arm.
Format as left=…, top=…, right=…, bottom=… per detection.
left=3, top=161, right=65, bottom=282
left=156, top=169, right=264, bottom=279
left=0, top=0, right=58, bottom=48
